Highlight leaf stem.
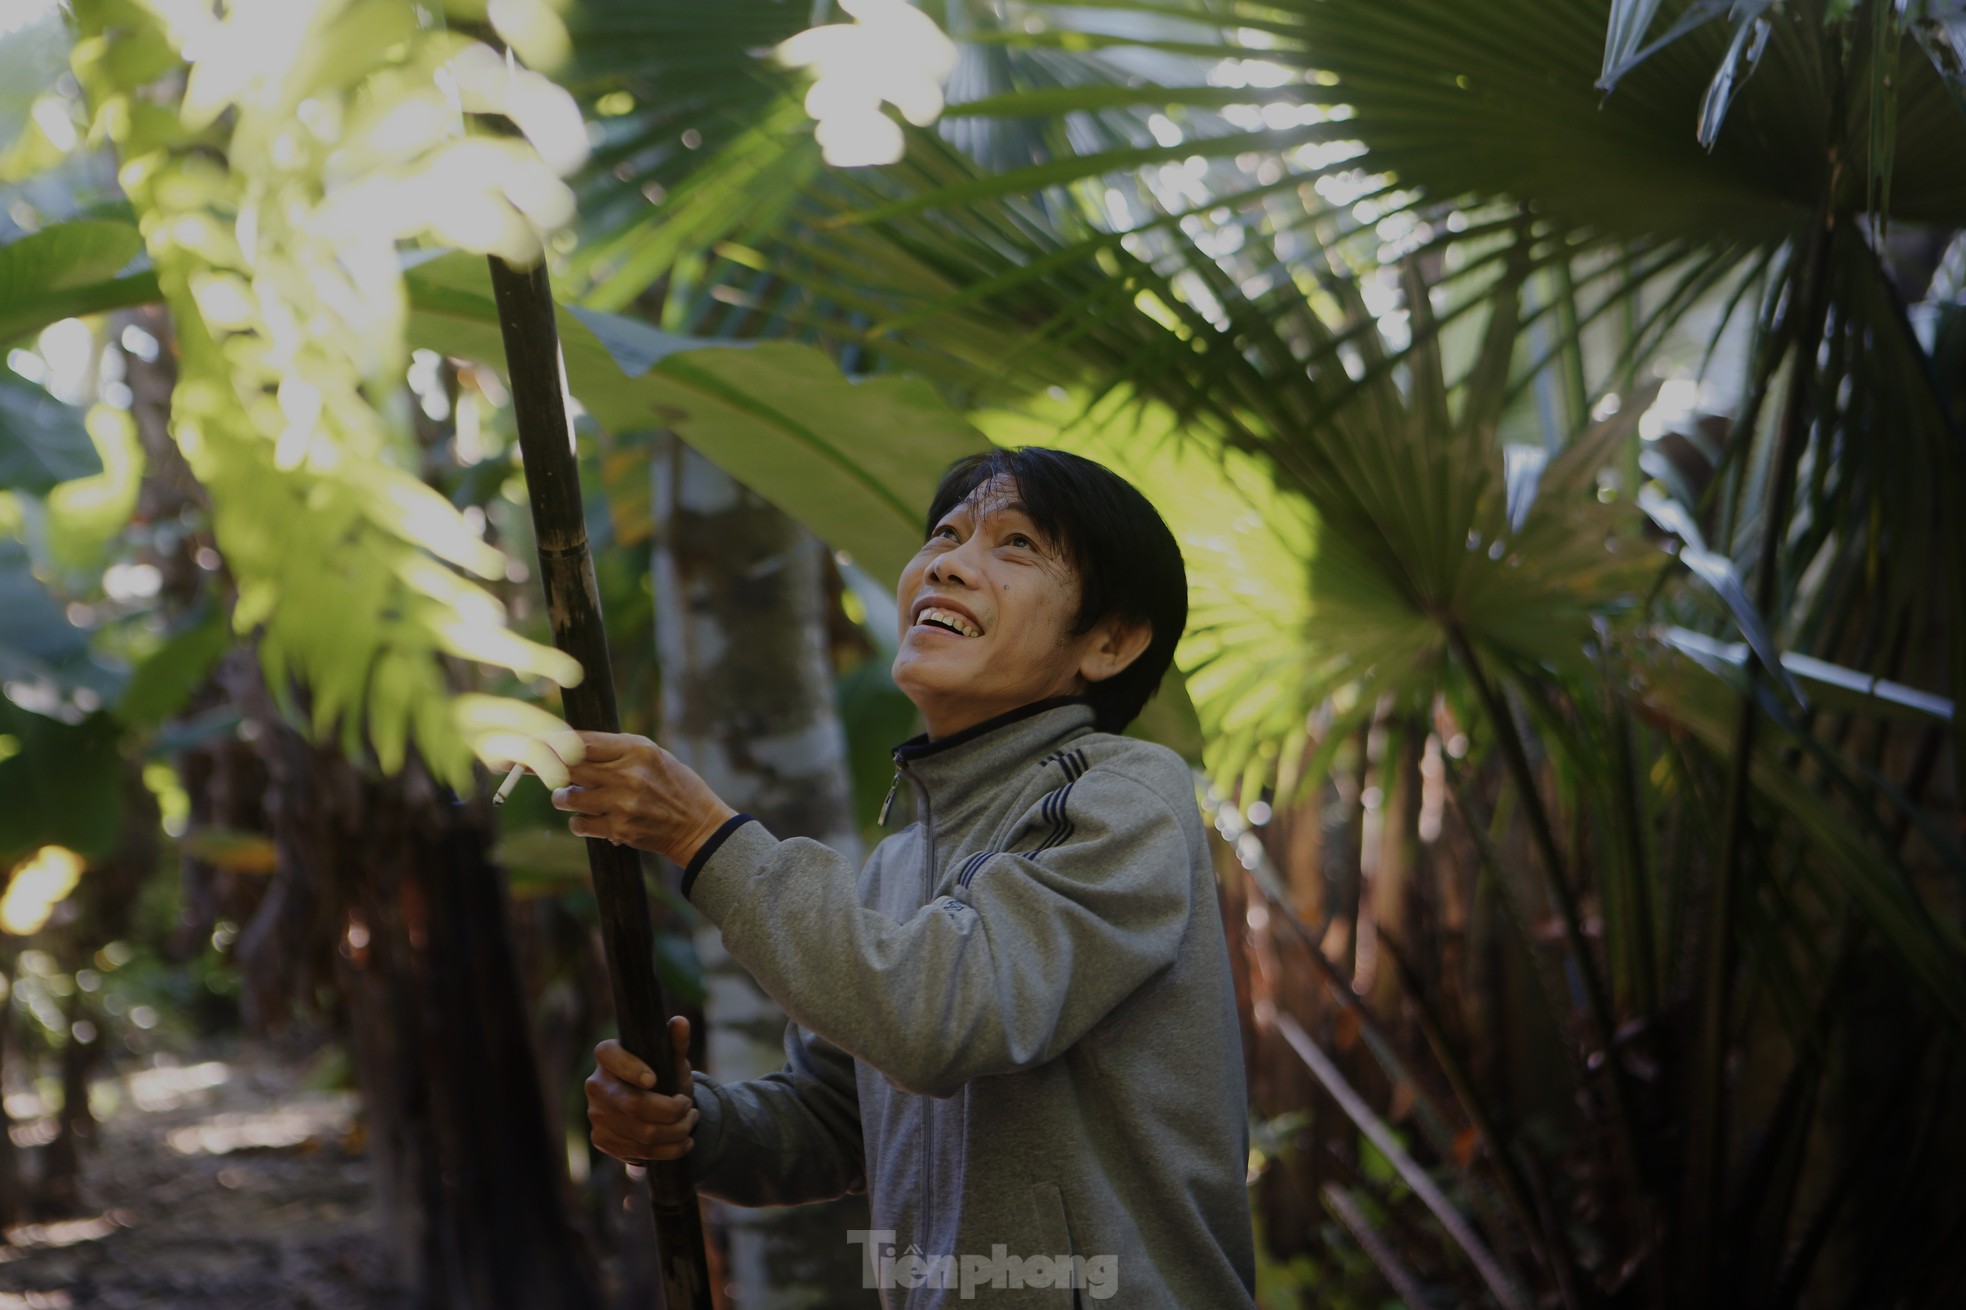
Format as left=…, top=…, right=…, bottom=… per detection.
left=1276, top=1011, right=1530, bottom=1310
left=1378, top=929, right=1587, bottom=1310
left=1693, top=204, right=1837, bottom=1299
left=1448, top=627, right=1648, bottom=1207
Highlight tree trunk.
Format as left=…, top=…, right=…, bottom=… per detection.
left=0, top=952, right=18, bottom=1228
left=42, top=950, right=96, bottom=1216
left=652, top=436, right=879, bottom=1308
left=44, top=763, right=159, bottom=1215
left=115, top=302, right=599, bottom=1306
left=245, top=712, right=603, bottom=1310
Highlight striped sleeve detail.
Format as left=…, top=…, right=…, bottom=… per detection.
left=1020, top=781, right=1077, bottom=858
left=955, top=850, right=993, bottom=888
left=961, top=749, right=1091, bottom=887
left=1040, top=747, right=1090, bottom=781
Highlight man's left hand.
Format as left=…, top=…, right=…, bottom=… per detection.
left=544, top=732, right=737, bottom=867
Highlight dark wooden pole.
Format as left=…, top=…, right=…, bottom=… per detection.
left=487, top=254, right=714, bottom=1310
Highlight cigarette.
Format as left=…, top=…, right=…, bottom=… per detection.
left=492, top=763, right=526, bottom=806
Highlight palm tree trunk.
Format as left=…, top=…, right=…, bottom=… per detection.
left=0, top=951, right=18, bottom=1228
left=651, top=435, right=879, bottom=1308
left=44, top=763, right=159, bottom=1215
left=42, top=944, right=97, bottom=1215
left=244, top=716, right=603, bottom=1310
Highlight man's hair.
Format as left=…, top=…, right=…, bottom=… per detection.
left=924, top=447, right=1186, bottom=734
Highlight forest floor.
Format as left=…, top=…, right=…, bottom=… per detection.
left=0, top=1038, right=408, bottom=1309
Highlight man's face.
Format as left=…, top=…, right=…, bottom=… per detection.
left=891, top=476, right=1098, bottom=738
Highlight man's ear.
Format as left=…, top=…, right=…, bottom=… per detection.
left=1080, top=616, right=1153, bottom=685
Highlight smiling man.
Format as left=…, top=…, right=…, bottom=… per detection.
left=561, top=447, right=1256, bottom=1307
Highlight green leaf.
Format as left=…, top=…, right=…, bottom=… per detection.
left=834, top=123, right=1339, bottom=228
left=1647, top=658, right=1966, bottom=1038
left=1673, top=545, right=1807, bottom=706
left=0, top=537, right=121, bottom=707
left=0, top=705, right=124, bottom=867
left=1910, top=2, right=1966, bottom=112
left=114, top=606, right=230, bottom=728
left=0, top=219, right=151, bottom=345
left=1868, top=0, right=1904, bottom=217
left=0, top=371, right=100, bottom=494
left=1297, top=0, right=1966, bottom=240
left=1694, top=5, right=1777, bottom=150
left=1659, top=626, right=1953, bottom=723
left=1601, top=0, right=1731, bottom=90
left=942, top=83, right=1293, bottom=118
left=405, top=254, right=989, bottom=585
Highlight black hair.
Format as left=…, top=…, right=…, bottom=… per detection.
left=923, top=447, right=1186, bottom=734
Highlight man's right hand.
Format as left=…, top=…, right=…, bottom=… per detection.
left=586, top=1016, right=699, bottom=1164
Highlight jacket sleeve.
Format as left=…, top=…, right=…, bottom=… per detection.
left=686, top=765, right=1195, bottom=1098
left=687, top=1019, right=866, bottom=1206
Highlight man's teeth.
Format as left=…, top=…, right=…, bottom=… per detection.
left=918, top=607, right=982, bottom=637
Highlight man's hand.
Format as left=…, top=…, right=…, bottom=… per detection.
left=586, top=1016, right=699, bottom=1164
left=545, top=731, right=737, bottom=867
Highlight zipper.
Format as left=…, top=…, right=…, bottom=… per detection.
left=892, top=757, right=936, bottom=898
left=877, top=770, right=899, bottom=826
left=921, top=1095, right=936, bottom=1258
left=892, top=755, right=938, bottom=1254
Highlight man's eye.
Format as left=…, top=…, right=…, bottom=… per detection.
left=1007, top=534, right=1033, bottom=549
left=932, top=525, right=958, bottom=541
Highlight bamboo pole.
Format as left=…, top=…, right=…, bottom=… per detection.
left=487, top=254, right=714, bottom=1310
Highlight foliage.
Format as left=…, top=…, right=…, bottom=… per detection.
left=0, top=218, right=153, bottom=344
left=0, top=0, right=1958, bottom=1303
left=60, top=0, right=594, bottom=787
left=556, top=0, right=1965, bottom=1304
left=402, top=253, right=989, bottom=584
left=0, top=368, right=99, bottom=495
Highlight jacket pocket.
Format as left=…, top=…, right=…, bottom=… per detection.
left=1028, top=1182, right=1082, bottom=1308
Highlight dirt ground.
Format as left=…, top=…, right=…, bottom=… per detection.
left=0, top=1042, right=408, bottom=1310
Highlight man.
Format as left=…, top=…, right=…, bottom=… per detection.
left=552, top=447, right=1256, bottom=1307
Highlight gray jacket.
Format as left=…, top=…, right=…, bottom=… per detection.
left=680, top=697, right=1257, bottom=1308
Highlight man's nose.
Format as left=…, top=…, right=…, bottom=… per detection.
left=929, top=538, right=986, bottom=585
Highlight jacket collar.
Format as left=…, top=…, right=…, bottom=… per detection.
left=891, top=696, right=1096, bottom=823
